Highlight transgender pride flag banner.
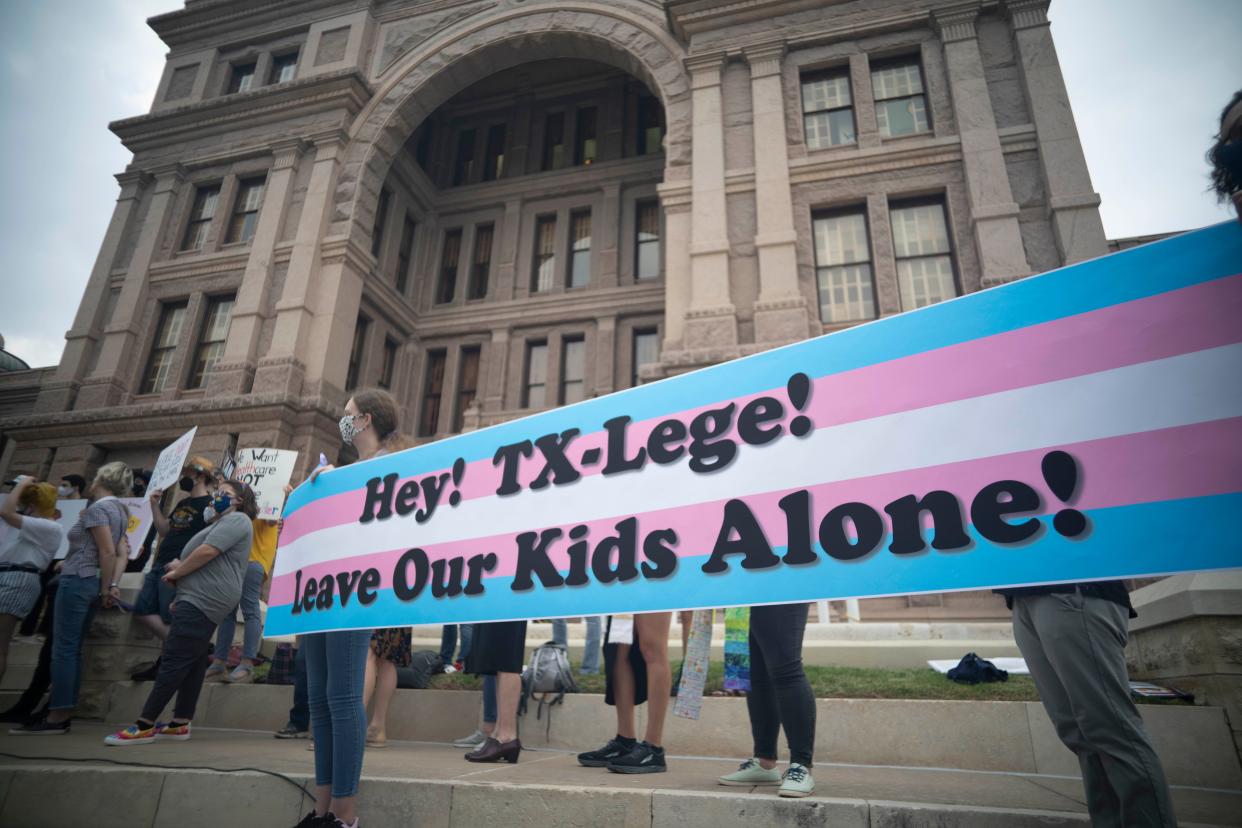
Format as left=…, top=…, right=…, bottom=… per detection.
left=266, top=222, right=1242, bottom=636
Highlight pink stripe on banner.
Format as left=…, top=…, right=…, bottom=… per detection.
left=269, top=415, right=1242, bottom=605
left=278, top=273, right=1242, bottom=546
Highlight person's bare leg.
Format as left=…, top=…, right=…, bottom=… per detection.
left=612, top=642, right=637, bottom=739
left=362, top=650, right=378, bottom=709
left=494, top=671, right=522, bottom=742
left=0, top=615, right=17, bottom=684
left=329, top=794, right=357, bottom=824
left=368, top=660, right=397, bottom=741
left=679, top=611, right=692, bottom=660
left=314, top=784, right=331, bottom=818
left=135, top=613, right=170, bottom=641
left=636, top=612, right=673, bottom=746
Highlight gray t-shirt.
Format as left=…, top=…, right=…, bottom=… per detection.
left=0, top=515, right=64, bottom=570
left=174, top=512, right=253, bottom=624
left=62, top=497, right=128, bottom=579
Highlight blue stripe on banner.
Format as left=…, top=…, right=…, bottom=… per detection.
left=284, top=222, right=1242, bottom=516
left=264, top=491, right=1242, bottom=635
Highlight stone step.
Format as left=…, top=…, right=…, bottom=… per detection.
left=0, top=724, right=1236, bottom=828
left=101, top=682, right=1242, bottom=790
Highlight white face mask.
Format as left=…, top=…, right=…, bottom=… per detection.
left=57, top=484, right=73, bottom=498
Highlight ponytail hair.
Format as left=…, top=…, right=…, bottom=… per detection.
left=351, top=387, right=413, bottom=453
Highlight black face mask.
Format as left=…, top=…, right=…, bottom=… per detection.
left=179, top=476, right=195, bottom=493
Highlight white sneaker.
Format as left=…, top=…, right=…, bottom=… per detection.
left=718, top=758, right=781, bottom=786
left=778, top=763, right=814, bottom=798
left=453, top=728, right=487, bottom=748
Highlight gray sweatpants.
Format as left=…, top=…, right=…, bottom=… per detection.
left=1013, top=592, right=1176, bottom=828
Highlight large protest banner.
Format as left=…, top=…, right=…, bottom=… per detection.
left=266, top=223, right=1242, bottom=636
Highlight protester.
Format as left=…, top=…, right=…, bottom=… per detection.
left=294, top=388, right=411, bottom=828
left=0, top=478, right=64, bottom=684
left=57, top=475, right=86, bottom=501
left=1209, top=89, right=1242, bottom=221
left=274, top=637, right=310, bottom=739
left=362, top=626, right=411, bottom=747
left=131, top=469, right=151, bottom=499
left=11, top=462, right=131, bottom=735
left=132, top=456, right=216, bottom=681
left=551, top=616, right=602, bottom=675
left=463, top=621, right=525, bottom=763
left=438, top=623, right=472, bottom=673
left=577, top=612, right=673, bottom=773
left=716, top=604, right=816, bottom=797
left=104, top=480, right=257, bottom=745
left=206, top=515, right=280, bottom=684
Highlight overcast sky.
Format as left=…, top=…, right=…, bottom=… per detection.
left=1, top=0, right=1237, bottom=369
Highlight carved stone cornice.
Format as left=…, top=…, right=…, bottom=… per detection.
left=684, top=52, right=727, bottom=89
left=1003, top=0, right=1051, bottom=30
left=668, top=0, right=849, bottom=40
left=114, top=170, right=154, bottom=200
left=270, top=139, right=308, bottom=172
left=743, top=42, right=787, bottom=79
left=932, top=1, right=982, bottom=43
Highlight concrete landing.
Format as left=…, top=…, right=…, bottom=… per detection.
left=0, top=724, right=1238, bottom=828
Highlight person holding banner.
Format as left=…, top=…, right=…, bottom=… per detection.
left=0, top=478, right=64, bottom=685
left=12, top=462, right=131, bottom=735
left=105, top=479, right=257, bottom=746
left=295, top=388, right=411, bottom=828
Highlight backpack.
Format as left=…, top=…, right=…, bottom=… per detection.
left=519, top=641, right=577, bottom=737
left=397, top=650, right=443, bottom=689
left=946, top=652, right=1009, bottom=684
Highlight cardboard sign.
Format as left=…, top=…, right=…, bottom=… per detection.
left=148, top=427, right=198, bottom=494
left=233, top=448, right=298, bottom=520
left=117, top=497, right=154, bottom=559
left=265, top=223, right=1242, bottom=636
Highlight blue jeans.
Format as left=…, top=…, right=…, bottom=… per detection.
left=551, top=616, right=602, bottom=674
left=213, top=562, right=266, bottom=661
left=482, top=674, right=497, bottom=724
left=288, top=636, right=309, bottom=731
left=50, top=574, right=100, bottom=711
left=439, top=623, right=473, bottom=664
left=304, top=629, right=370, bottom=798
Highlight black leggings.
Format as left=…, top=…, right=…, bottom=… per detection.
left=746, top=603, right=815, bottom=767
left=140, top=602, right=217, bottom=724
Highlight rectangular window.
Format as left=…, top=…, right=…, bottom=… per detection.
left=453, top=346, right=481, bottom=432
left=632, top=329, right=659, bottom=387
left=180, top=184, right=220, bottom=252
left=542, top=112, right=565, bottom=171
left=453, top=128, right=476, bottom=186
left=560, top=337, right=586, bottom=405
left=801, top=69, right=856, bottom=149
left=419, top=349, right=447, bottom=436
left=575, top=107, right=598, bottom=166
left=345, top=316, right=369, bottom=391
left=531, top=215, right=556, bottom=293
left=812, top=210, right=876, bottom=323
left=468, top=223, right=493, bottom=300
left=224, top=176, right=265, bottom=244
left=635, top=201, right=661, bottom=280
left=482, top=124, right=506, bottom=182
left=437, top=229, right=462, bottom=304
left=524, top=341, right=548, bottom=408
left=371, top=188, right=390, bottom=257
left=139, top=302, right=188, bottom=394
left=378, top=337, right=398, bottom=390
left=872, top=58, right=931, bottom=138
left=396, top=216, right=416, bottom=295
left=637, top=95, right=664, bottom=156
left=186, top=295, right=235, bottom=389
left=227, top=62, right=256, bottom=94
left=568, top=210, right=591, bottom=288
left=890, top=199, right=957, bottom=310
left=269, top=52, right=298, bottom=85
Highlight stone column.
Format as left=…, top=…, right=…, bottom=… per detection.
left=682, top=53, right=737, bottom=354
left=36, top=170, right=151, bottom=413
left=597, top=182, right=621, bottom=289
left=1004, top=0, right=1108, bottom=264
left=593, top=315, right=617, bottom=397
left=78, top=165, right=186, bottom=409
left=746, top=44, right=812, bottom=346
left=933, top=2, right=1031, bottom=288
left=494, top=199, right=523, bottom=302
left=254, top=132, right=345, bottom=397
left=209, top=139, right=305, bottom=397
left=658, top=191, right=692, bottom=353
left=483, top=326, right=511, bottom=413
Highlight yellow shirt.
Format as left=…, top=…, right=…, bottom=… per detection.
left=249, top=519, right=279, bottom=575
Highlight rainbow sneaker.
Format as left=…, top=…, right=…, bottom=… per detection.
left=104, top=724, right=157, bottom=746
left=156, top=721, right=192, bottom=741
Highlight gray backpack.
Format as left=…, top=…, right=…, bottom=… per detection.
left=520, top=641, right=577, bottom=735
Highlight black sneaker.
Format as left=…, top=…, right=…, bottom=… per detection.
left=577, top=735, right=637, bottom=767
left=9, top=718, right=70, bottom=735
left=274, top=724, right=310, bottom=739
left=292, top=811, right=331, bottom=827
left=606, top=741, right=667, bottom=774
left=131, top=658, right=161, bottom=681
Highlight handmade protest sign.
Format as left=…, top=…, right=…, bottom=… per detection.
left=148, top=427, right=198, bottom=494
left=118, top=497, right=154, bottom=559
left=266, top=222, right=1242, bottom=636
left=234, top=448, right=298, bottom=519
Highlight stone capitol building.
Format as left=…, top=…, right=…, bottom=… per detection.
left=0, top=0, right=1108, bottom=524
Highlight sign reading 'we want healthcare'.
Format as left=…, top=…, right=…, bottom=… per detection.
left=266, top=223, right=1242, bottom=636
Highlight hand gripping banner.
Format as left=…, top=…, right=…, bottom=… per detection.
left=266, top=222, right=1242, bottom=636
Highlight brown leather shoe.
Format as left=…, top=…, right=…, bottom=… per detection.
left=464, top=736, right=521, bottom=764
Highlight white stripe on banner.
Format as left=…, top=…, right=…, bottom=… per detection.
left=272, top=342, right=1242, bottom=575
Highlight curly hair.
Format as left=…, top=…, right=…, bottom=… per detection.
left=93, top=461, right=133, bottom=498
left=1208, top=89, right=1242, bottom=201
left=220, top=479, right=260, bottom=520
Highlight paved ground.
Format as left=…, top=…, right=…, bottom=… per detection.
left=0, top=724, right=1238, bottom=826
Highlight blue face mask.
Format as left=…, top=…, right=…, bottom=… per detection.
left=212, top=494, right=232, bottom=514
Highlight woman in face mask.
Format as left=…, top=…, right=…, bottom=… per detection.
left=294, top=388, right=411, bottom=828
left=0, top=478, right=64, bottom=684
left=1209, top=90, right=1242, bottom=222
